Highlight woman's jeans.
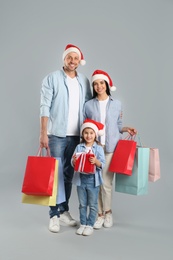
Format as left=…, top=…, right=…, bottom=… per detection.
left=48, top=135, right=80, bottom=218
left=77, top=174, right=99, bottom=227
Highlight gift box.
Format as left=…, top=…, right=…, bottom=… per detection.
left=74, top=152, right=96, bottom=174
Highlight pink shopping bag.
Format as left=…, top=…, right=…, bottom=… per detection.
left=149, top=148, right=161, bottom=182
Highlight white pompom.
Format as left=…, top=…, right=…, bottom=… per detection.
left=80, top=60, right=86, bottom=66
left=98, top=129, right=104, bottom=136
left=110, top=86, right=116, bottom=91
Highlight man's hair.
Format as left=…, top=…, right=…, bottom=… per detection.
left=92, top=81, right=111, bottom=98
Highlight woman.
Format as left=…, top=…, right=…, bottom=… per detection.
left=83, top=69, right=137, bottom=229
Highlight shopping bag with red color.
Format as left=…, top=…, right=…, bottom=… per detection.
left=21, top=148, right=56, bottom=196
left=74, top=152, right=96, bottom=174
left=109, top=136, right=137, bottom=175
left=22, top=159, right=58, bottom=206
left=149, top=148, right=161, bottom=182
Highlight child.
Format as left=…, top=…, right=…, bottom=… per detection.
left=71, top=119, right=105, bottom=236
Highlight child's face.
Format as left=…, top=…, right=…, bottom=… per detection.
left=83, top=128, right=96, bottom=145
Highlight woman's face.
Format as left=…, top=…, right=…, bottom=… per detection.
left=93, top=79, right=107, bottom=95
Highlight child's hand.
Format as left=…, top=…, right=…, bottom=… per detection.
left=89, top=155, right=97, bottom=164
left=89, top=155, right=101, bottom=168
left=72, top=154, right=77, bottom=166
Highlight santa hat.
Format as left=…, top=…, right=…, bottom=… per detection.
left=91, top=70, right=116, bottom=91
left=62, top=44, right=86, bottom=65
left=80, top=119, right=104, bottom=137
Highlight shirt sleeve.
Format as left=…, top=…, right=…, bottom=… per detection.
left=84, top=78, right=92, bottom=102
left=96, top=145, right=106, bottom=170
left=40, top=75, right=54, bottom=117
left=117, top=103, right=123, bottom=133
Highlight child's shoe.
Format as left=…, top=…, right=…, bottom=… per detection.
left=76, top=225, right=86, bottom=235
left=83, top=226, right=93, bottom=236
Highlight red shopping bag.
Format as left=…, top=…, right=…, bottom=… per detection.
left=22, top=160, right=58, bottom=206
left=74, top=152, right=96, bottom=174
left=22, top=148, right=56, bottom=196
left=109, top=136, right=136, bottom=175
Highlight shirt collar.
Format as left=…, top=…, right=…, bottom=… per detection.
left=61, top=67, right=78, bottom=78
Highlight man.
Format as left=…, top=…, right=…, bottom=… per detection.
left=40, top=44, right=92, bottom=233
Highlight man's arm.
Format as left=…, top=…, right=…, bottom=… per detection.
left=39, top=116, right=49, bottom=148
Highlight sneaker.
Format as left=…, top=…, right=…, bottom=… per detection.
left=83, top=226, right=93, bottom=236
left=49, top=216, right=60, bottom=233
left=103, top=213, right=113, bottom=228
left=59, top=211, right=77, bottom=226
left=93, top=216, right=105, bottom=229
left=76, top=225, right=86, bottom=235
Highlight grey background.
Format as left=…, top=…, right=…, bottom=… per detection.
left=0, top=0, right=172, bottom=259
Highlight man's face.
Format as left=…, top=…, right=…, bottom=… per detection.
left=64, top=52, right=80, bottom=71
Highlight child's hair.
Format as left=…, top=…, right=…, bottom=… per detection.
left=92, top=81, right=111, bottom=98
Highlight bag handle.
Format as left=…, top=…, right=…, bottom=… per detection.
left=37, top=147, right=51, bottom=157
left=124, top=134, right=136, bottom=141
left=124, top=133, right=143, bottom=147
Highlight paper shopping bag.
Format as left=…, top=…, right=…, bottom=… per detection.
left=149, top=148, right=161, bottom=182
left=22, top=149, right=56, bottom=196
left=22, top=160, right=58, bottom=206
left=115, top=147, right=150, bottom=195
left=55, top=157, right=65, bottom=204
left=109, top=138, right=137, bottom=175
left=74, top=152, right=96, bottom=174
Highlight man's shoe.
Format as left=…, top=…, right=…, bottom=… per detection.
left=93, top=216, right=105, bottom=229
left=59, top=211, right=77, bottom=226
left=83, top=226, right=93, bottom=236
left=76, top=225, right=86, bottom=235
left=49, top=216, right=60, bottom=233
left=103, top=213, right=113, bottom=228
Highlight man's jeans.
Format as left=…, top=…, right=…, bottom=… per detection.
left=48, top=135, right=80, bottom=218
left=77, top=174, right=99, bottom=227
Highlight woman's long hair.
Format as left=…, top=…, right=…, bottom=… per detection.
left=92, top=81, right=111, bottom=98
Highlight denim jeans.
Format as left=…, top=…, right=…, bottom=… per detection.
left=77, top=174, right=99, bottom=227
left=48, top=135, right=80, bottom=218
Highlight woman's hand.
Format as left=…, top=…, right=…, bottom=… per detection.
left=122, top=127, right=137, bottom=136
left=127, top=127, right=137, bottom=136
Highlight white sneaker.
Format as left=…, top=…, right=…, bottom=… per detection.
left=59, top=211, right=77, bottom=226
left=49, top=216, right=60, bottom=233
left=103, top=213, right=113, bottom=228
left=83, top=226, right=93, bottom=236
left=76, top=225, right=86, bottom=235
left=93, top=216, right=105, bottom=229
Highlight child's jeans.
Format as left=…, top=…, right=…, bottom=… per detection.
left=77, top=174, right=99, bottom=226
